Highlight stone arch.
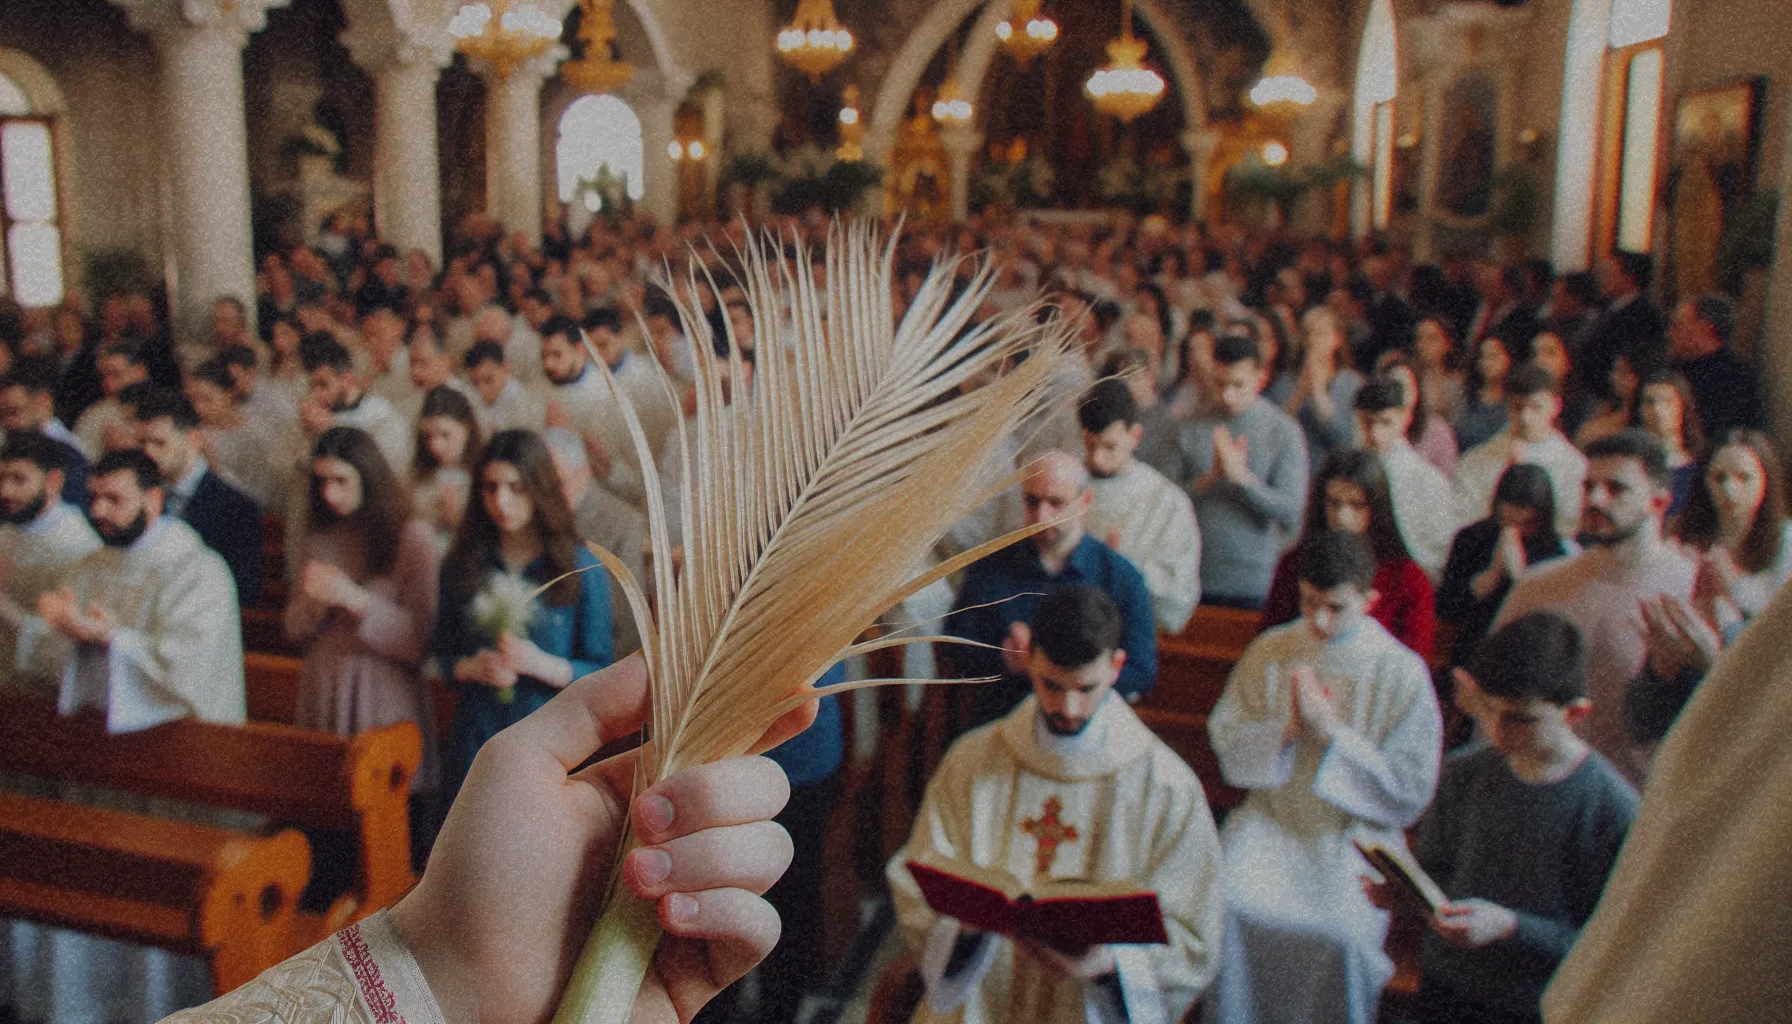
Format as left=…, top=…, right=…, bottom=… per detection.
left=0, top=47, right=68, bottom=116
left=865, top=0, right=1208, bottom=165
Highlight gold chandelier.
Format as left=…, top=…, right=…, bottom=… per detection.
left=777, top=0, right=855, bottom=81
left=995, top=0, right=1058, bottom=65
left=449, top=0, right=562, bottom=79
left=561, top=0, right=634, bottom=94
left=1084, top=0, right=1165, bottom=123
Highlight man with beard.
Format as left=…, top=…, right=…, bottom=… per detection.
left=0, top=431, right=101, bottom=691
left=536, top=311, right=669, bottom=511
left=947, top=451, right=1157, bottom=726
left=132, top=387, right=263, bottom=605
left=297, top=332, right=412, bottom=477
left=4, top=449, right=244, bottom=1024
left=1078, top=379, right=1201, bottom=633
left=0, top=355, right=89, bottom=506
left=889, top=586, right=1224, bottom=1024
left=1494, top=430, right=1694, bottom=784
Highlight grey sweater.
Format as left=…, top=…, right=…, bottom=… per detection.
left=1415, top=744, right=1639, bottom=1019
left=1174, top=396, right=1309, bottom=603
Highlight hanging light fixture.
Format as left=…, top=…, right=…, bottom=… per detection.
left=561, top=0, right=634, bottom=94
left=449, top=0, right=563, bottom=79
left=777, top=0, right=855, bottom=81
left=995, top=0, right=1058, bottom=65
left=1085, top=0, right=1165, bottom=123
left=1248, top=74, right=1317, bottom=108
left=837, top=84, right=867, bottom=161
left=931, top=79, right=974, bottom=127
left=930, top=32, right=974, bottom=128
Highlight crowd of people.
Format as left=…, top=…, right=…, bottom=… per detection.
left=0, top=206, right=1785, bottom=1024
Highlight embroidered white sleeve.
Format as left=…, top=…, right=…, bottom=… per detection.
left=154, top=910, right=445, bottom=1024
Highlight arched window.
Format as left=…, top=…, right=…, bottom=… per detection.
left=557, top=94, right=645, bottom=212
left=1606, top=0, right=1671, bottom=253
left=1351, top=0, right=1399, bottom=237
left=0, top=70, right=64, bottom=307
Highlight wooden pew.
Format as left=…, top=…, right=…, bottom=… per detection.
left=0, top=791, right=310, bottom=993
left=242, top=651, right=457, bottom=754
left=242, top=607, right=300, bottom=657
left=0, top=693, right=420, bottom=943
left=1146, top=605, right=1263, bottom=717
left=1133, top=705, right=1247, bottom=814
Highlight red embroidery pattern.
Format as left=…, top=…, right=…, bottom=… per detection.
left=339, top=923, right=408, bottom=1024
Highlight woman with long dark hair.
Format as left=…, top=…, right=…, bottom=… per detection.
left=1375, top=350, right=1460, bottom=475
left=1259, top=447, right=1436, bottom=658
left=1454, top=334, right=1515, bottom=452
left=432, top=429, right=612, bottom=792
left=1677, top=429, right=1792, bottom=632
left=410, top=384, right=484, bottom=552
left=1437, top=463, right=1578, bottom=661
left=1632, top=369, right=1707, bottom=518
left=285, top=427, right=440, bottom=763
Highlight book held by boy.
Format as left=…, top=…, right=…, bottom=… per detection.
left=1354, top=838, right=1448, bottom=917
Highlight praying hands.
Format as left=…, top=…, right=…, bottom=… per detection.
left=1283, top=665, right=1342, bottom=745
left=36, top=588, right=116, bottom=646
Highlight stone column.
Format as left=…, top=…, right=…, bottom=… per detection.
left=480, top=48, right=566, bottom=245
left=1180, top=128, right=1220, bottom=223
left=1288, top=90, right=1344, bottom=235
left=939, top=125, right=983, bottom=225
left=115, top=0, right=288, bottom=342
left=345, top=26, right=452, bottom=268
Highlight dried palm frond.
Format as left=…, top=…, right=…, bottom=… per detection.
left=552, top=220, right=1075, bottom=1024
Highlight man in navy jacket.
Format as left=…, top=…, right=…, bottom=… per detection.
left=130, top=387, right=263, bottom=605
left=947, top=451, right=1157, bottom=727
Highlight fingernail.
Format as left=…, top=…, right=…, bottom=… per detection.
left=666, top=893, right=698, bottom=924
left=640, top=795, right=675, bottom=835
left=635, top=849, right=671, bottom=887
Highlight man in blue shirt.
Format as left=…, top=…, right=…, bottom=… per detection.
left=947, top=450, right=1157, bottom=727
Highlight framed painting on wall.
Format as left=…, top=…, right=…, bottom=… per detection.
left=1666, top=77, right=1765, bottom=299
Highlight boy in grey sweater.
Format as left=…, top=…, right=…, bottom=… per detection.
left=1176, top=333, right=1309, bottom=608
left=1369, top=611, right=1639, bottom=1024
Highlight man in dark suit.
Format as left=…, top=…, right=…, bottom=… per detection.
left=1580, top=250, right=1667, bottom=403
left=130, top=387, right=263, bottom=604
left=1467, top=260, right=1541, bottom=352
left=0, top=356, right=89, bottom=507
left=1359, top=253, right=1417, bottom=370
left=1669, top=294, right=1766, bottom=439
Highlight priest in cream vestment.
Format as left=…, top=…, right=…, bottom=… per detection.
left=0, top=431, right=102, bottom=690
left=1205, top=533, right=1441, bottom=1024
left=889, top=587, right=1225, bottom=1024
left=2, top=451, right=246, bottom=1024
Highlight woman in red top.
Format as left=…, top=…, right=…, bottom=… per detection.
left=1260, top=447, right=1436, bottom=659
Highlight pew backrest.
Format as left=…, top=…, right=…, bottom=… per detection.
left=0, top=791, right=310, bottom=993
left=0, top=693, right=420, bottom=916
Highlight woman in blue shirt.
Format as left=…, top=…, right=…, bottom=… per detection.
left=433, top=430, right=612, bottom=794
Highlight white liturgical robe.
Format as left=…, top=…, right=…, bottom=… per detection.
left=3, top=518, right=246, bottom=1024
left=1087, top=461, right=1203, bottom=633
left=538, top=354, right=678, bottom=510
left=1543, top=581, right=1792, bottom=1024
left=1377, top=443, right=1460, bottom=580
left=15, top=516, right=245, bottom=732
left=1205, top=617, right=1442, bottom=1024
left=0, top=502, right=101, bottom=691
left=888, top=694, right=1225, bottom=1024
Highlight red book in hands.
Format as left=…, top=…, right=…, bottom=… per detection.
left=906, top=856, right=1169, bottom=952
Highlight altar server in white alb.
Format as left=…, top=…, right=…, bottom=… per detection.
left=1355, top=375, right=1460, bottom=580
left=1205, top=531, right=1443, bottom=1024
left=1079, top=378, right=1203, bottom=633
left=889, top=586, right=1225, bottom=1024
left=14, top=448, right=245, bottom=733
left=0, top=431, right=101, bottom=690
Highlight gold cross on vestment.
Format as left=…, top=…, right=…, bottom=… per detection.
left=1020, top=796, right=1079, bottom=876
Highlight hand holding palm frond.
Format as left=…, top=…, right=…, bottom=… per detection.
left=554, top=221, right=1074, bottom=1024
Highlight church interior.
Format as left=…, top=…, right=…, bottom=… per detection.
left=1, top=0, right=1789, bottom=1021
